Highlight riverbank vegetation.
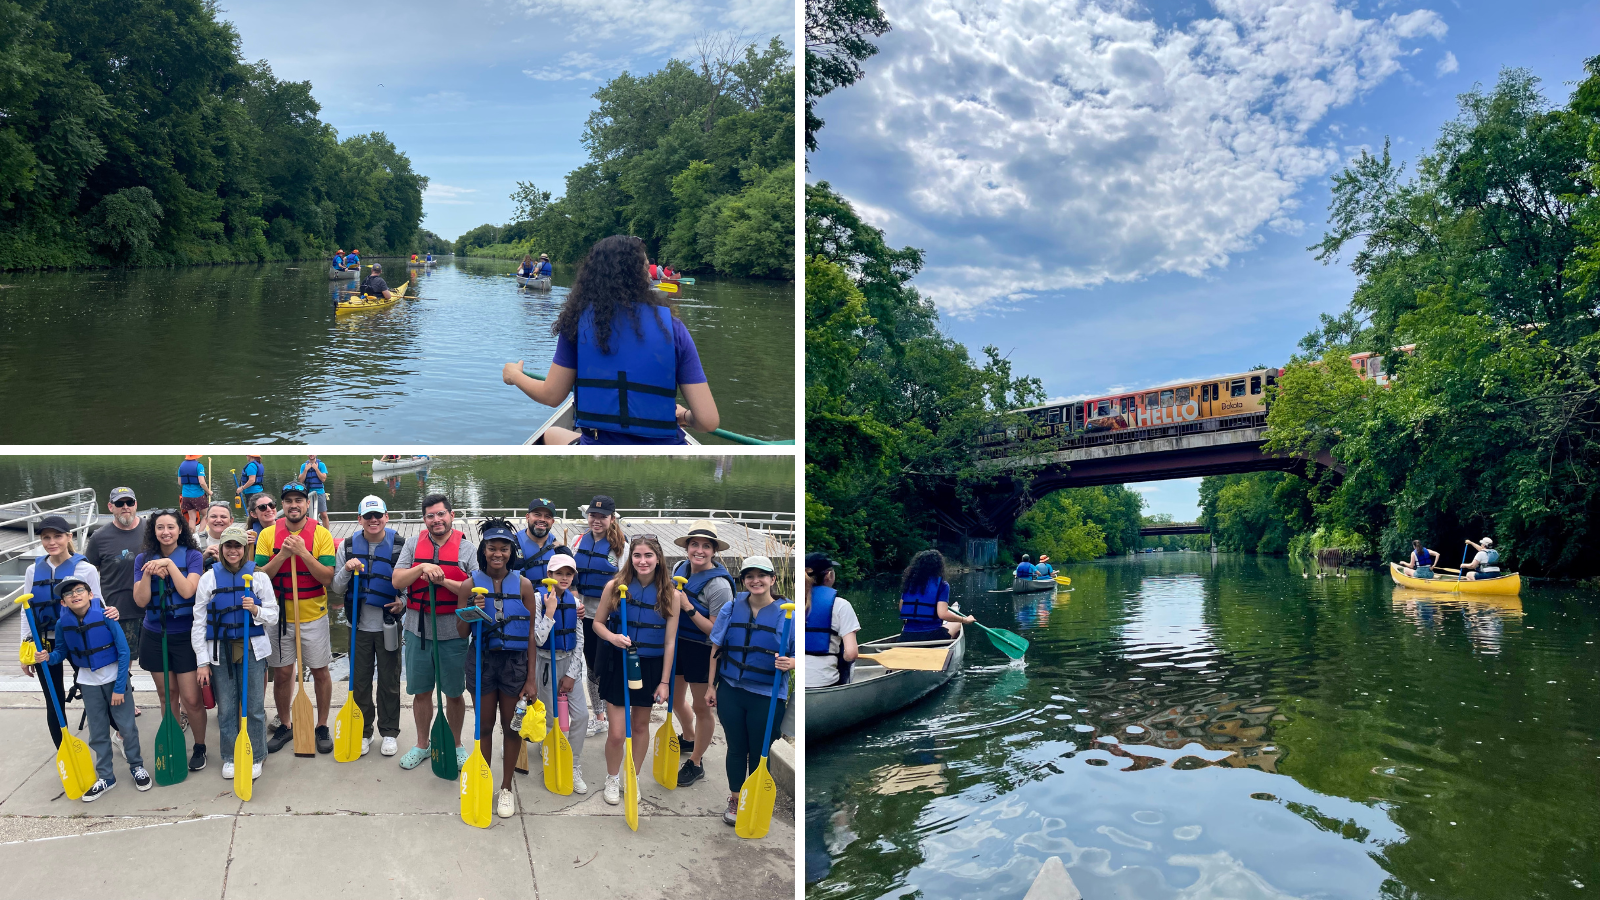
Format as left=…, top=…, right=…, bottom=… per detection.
left=0, top=0, right=427, bottom=270
left=454, top=38, right=794, bottom=279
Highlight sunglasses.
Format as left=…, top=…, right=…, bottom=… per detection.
left=361, top=512, right=384, bottom=521
left=111, top=499, right=137, bottom=508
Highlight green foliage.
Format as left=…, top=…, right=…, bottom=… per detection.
left=1197, top=473, right=1311, bottom=555
left=0, top=0, right=426, bottom=269
left=1014, top=492, right=1107, bottom=562
left=804, top=0, right=890, bottom=153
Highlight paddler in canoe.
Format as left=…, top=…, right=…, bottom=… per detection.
left=501, top=235, right=720, bottom=445
left=1461, top=537, right=1502, bottom=580
left=1033, top=556, right=1054, bottom=578
left=899, top=550, right=974, bottom=643
left=1013, top=554, right=1036, bottom=580
left=1397, top=540, right=1441, bottom=578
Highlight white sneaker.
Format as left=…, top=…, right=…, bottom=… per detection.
left=603, top=774, right=620, bottom=805
left=222, top=761, right=235, bottom=779
left=497, top=788, right=515, bottom=818
left=572, top=764, right=589, bottom=795
left=252, top=762, right=262, bottom=779
left=361, top=737, right=371, bottom=757
left=587, top=718, right=608, bottom=737
left=380, top=736, right=398, bottom=757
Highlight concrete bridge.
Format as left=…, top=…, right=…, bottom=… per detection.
left=1141, top=522, right=1207, bottom=536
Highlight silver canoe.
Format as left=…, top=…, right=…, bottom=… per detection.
left=516, top=274, right=552, bottom=290
left=369, top=455, right=431, bottom=474
left=328, top=266, right=358, bottom=279
left=1024, top=856, right=1082, bottom=900
left=524, top=395, right=701, bottom=446
left=1012, top=576, right=1056, bottom=594
left=806, top=627, right=966, bottom=742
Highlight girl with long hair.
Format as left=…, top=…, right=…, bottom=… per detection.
left=572, top=497, right=627, bottom=734
left=502, top=234, right=720, bottom=445
left=897, top=549, right=973, bottom=643
left=132, top=510, right=209, bottom=770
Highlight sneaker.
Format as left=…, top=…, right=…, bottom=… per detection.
left=267, top=724, right=293, bottom=753
left=361, top=737, right=371, bottom=757
left=251, top=762, right=262, bottom=779
left=380, top=736, right=398, bottom=757
left=132, top=767, right=152, bottom=791
left=189, top=744, right=207, bottom=771
left=678, top=759, right=704, bottom=787
left=723, top=796, right=738, bottom=826
left=315, top=726, right=333, bottom=754
left=111, top=730, right=125, bottom=760
left=587, top=718, right=608, bottom=737
left=399, top=746, right=430, bottom=770
left=222, top=761, right=234, bottom=779
left=456, top=745, right=469, bottom=767
left=82, top=777, right=115, bottom=802
left=603, top=774, right=621, bottom=805
left=572, top=764, right=588, bottom=795
left=680, top=738, right=694, bottom=756
left=497, top=788, right=515, bottom=818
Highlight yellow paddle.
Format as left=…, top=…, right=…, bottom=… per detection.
left=459, top=603, right=493, bottom=829
left=652, top=575, right=688, bottom=790
left=18, top=595, right=96, bottom=800
left=540, top=577, right=573, bottom=795
left=735, top=602, right=794, bottom=840
left=289, top=557, right=316, bottom=758
left=618, top=583, right=640, bottom=831
left=655, top=281, right=679, bottom=293
left=235, top=575, right=255, bottom=800
left=332, top=569, right=365, bottom=763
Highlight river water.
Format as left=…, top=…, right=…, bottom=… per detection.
left=0, top=258, right=794, bottom=443
left=806, top=553, right=1599, bottom=900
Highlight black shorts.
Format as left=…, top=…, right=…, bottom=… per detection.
left=465, top=645, right=530, bottom=698
left=675, top=639, right=712, bottom=684
left=598, top=648, right=664, bottom=709
left=139, top=626, right=199, bottom=674
left=581, top=616, right=602, bottom=681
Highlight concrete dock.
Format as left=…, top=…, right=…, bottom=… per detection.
left=0, top=690, right=794, bottom=899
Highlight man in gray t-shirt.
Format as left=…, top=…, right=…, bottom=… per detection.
left=331, top=496, right=408, bottom=757
left=84, top=487, right=146, bottom=647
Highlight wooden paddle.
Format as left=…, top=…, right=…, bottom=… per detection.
left=540, top=577, right=573, bottom=796
left=18, top=595, right=96, bottom=799
left=153, top=580, right=187, bottom=785
left=289, top=557, right=315, bottom=758
left=517, top=368, right=794, bottom=446
left=235, top=575, right=255, bottom=800
left=735, top=602, right=794, bottom=839
left=856, top=646, right=952, bottom=671
left=618, top=584, right=640, bottom=831
left=428, top=584, right=459, bottom=780
left=332, top=569, right=364, bottom=763
left=652, top=575, right=687, bottom=790
left=459, top=617, right=493, bottom=828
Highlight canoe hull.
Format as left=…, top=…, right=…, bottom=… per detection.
left=335, top=281, right=408, bottom=315
left=525, top=395, right=701, bottom=446
left=329, top=266, right=358, bottom=279
left=1012, top=577, right=1055, bottom=594
left=516, top=275, right=552, bottom=290
left=1389, top=562, right=1520, bottom=595
left=806, top=628, right=965, bottom=742
left=370, top=456, right=430, bottom=474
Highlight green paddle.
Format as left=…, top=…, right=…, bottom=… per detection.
left=153, top=580, right=187, bottom=785
left=428, top=584, right=459, bottom=781
left=518, top=367, right=794, bottom=446
left=964, top=610, right=1029, bottom=660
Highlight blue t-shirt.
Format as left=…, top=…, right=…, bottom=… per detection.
left=1015, top=562, right=1035, bottom=578
left=553, top=314, right=707, bottom=445
left=134, top=548, right=204, bottom=631
left=300, top=460, right=328, bottom=493
left=180, top=462, right=207, bottom=498
left=710, top=600, right=795, bottom=700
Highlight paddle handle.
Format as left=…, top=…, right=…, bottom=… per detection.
left=756, top=604, right=795, bottom=763
left=517, top=367, right=787, bottom=446
left=18, top=596, right=70, bottom=726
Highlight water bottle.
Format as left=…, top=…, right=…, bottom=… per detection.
left=382, top=610, right=400, bottom=652
left=510, top=698, right=528, bottom=732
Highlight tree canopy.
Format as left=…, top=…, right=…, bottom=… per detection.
left=804, top=0, right=889, bottom=153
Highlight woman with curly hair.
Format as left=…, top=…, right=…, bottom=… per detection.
left=503, top=234, right=720, bottom=445
left=897, top=549, right=973, bottom=643
left=132, top=509, right=209, bottom=769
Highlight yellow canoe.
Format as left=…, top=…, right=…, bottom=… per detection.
left=1389, top=562, right=1520, bottom=595
left=335, top=280, right=408, bottom=315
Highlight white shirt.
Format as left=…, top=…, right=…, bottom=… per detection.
left=1473, top=550, right=1499, bottom=572
left=190, top=566, right=281, bottom=665
left=803, top=593, right=861, bottom=689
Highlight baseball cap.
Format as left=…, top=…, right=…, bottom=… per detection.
left=804, top=552, right=835, bottom=573
left=527, top=498, right=556, bottom=514
left=281, top=482, right=308, bottom=498
left=358, top=495, right=388, bottom=516
left=220, top=524, right=249, bottom=545
left=38, top=515, right=71, bottom=535
left=481, top=522, right=517, bottom=544
left=56, top=575, right=91, bottom=595
left=588, top=495, right=616, bottom=515
left=109, top=486, right=137, bottom=503
left=545, top=553, right=577, bottom=574
left=740, top=555, right=775, bottom=576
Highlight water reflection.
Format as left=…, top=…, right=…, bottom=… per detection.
left=1391, top=588, right=1523, bottom=655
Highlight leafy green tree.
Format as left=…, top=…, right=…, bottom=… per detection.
left=1015, top=492, right=1107, bottom=562
left=804, top=0, right=890, bottom=152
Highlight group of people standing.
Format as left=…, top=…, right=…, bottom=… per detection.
left=18, top=483, right=794, bottom=829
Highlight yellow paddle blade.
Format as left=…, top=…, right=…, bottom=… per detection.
left=520, top=700, right=548, bottom=742
left=57, top=733, right=96, bottom=800
left=652, top=716, right=679, bottom=789
left=234, top=718, right=253, bottom=801
left=622, top=737, right=639, bottom=831
left=544, top=728, right=573, bottom=795
left=459, top=740, right=493, bottom=829
left=655, top=281, right=678, bottom=293
left=332, top=692, right=363, bottom=762
left=734, top=758, right=776, bottom=839
left=19, top=638, right=35, bottom=666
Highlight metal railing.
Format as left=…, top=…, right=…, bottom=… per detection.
left=326, top=506, right=795, bottom=541
left=0, top=488, right=99, bottom=619
left=979, top=413, right=1269, bottom=460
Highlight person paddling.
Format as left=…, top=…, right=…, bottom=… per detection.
left=518, top=255, right=538, bottom=278
left=590, top=534, right=681, bottom=807
left=670, top=520, right=736, bottom=787
left=1461, top=537, right=1502, bottom=580
left=460, top=519, right=541, bottom=818
left=256, top=483, right=337, bottom=756
left=1400, top=540, right=1440, bottom=578
left=355, top=263, right=392, bottom=302
left=332, top=496, right=407, bottom=757
left=1013, top=554, right=1036, bottom=580
left=533, top=553, right=589, bottom=793
left=502, top=234, right=720, bottom=445
left=1034, top=556, right=1054, bottom=578
left=23, top=516, right=112, bottom=748
left=706, top=555, right=794, bottom=826
left=177, top=455, right=210, bottom=528
left=535, top=253, right=552, bottom=277
left=132, top=510, right=207, bottom=770
left=899, top=549, right=972, bottom=643
left=804, top=552, right=859, bottom=689
left=332, top=249, right=350, bottom=272
left=191, top=524, right=277, bottom=782
left=346, top=249, right=361, bottom=269
left=573, top=496, right=624, bottom=735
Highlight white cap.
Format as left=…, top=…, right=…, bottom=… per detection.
left=545, top=554, right=577, bottom=574
left=358, top=495, right=387, bottom=516
left=1480, top=537, right=1493, bottom=547
left=740, top=555, right=775, bottom=575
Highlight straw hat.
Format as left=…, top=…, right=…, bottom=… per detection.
left=673, top=519, right=730, bottom=552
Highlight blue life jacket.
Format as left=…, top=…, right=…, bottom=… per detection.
left=57, top=603, right=119, bottom=671
left=805, top=586, right=838, bottom=656
left=516, top=530, right=558, bottom=584
left=900, top=579, right=947, bottom=635
left=1417, top=548, right=1433, bottom=567
left=178, top=459, right=203, bottom=490
left=572, top=305, right=681, bottom=440
left=143, top=547, right=197, bottom=633
left=302, top=462, right=326, bottom=492
left=29, top=553, right=86, bottom=636
left=1035, top=564, right=1053, bottom=577
left=333, top=253, right=346, bottom=268
left=574, top=533, right=616, bottom=598
left=1014, top=562, right=1035, bottom=578
left=346, top=530, right=404, bottom=609
left=242, top=460, right=265, bottom=494
left=425, top=254, right=433, bottom=262
left=609, top=581, right=668, bottom=658
left=537, top=260, right=551, bottom=276
left=673, top=560, right=734, bottom=646
left=536, top=585, right=578, bottom=652
left=472, top=570, right=531, bottom=653
left=346, top=254, right=360, bottom=266
left=206, top=561, right=265, bottom=642
left=717, top=594, right=789, bottom=695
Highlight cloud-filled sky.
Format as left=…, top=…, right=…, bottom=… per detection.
left=222, top=0, right=794, bottom=240
left=809, top=0, right=1600, bottom=518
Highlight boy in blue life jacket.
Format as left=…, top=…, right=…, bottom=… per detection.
left=39, top=577, right=151, bottom=799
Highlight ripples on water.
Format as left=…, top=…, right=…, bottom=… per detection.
left=806, top=554, right=1600, bottom=900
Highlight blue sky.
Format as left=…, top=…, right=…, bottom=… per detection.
left=223, top=0, right=794, bottom=241
left=808, top=0, right=1600, bottom=519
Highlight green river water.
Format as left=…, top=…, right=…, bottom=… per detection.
left=0, top=258, right=794, bottom=444
left=806, top=553, right=1599, bottom=900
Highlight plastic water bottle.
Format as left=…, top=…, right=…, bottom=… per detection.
left=510, top=698, right=528, bottom=732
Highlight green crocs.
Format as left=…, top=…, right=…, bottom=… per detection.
left=399, top=746, right=430, bottom=770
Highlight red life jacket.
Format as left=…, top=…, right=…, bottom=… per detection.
left=271, top=518, right=325, bottom=602
left=406, top=529, right=467, bottom=616
left=649, top=263, right=659, bottom=280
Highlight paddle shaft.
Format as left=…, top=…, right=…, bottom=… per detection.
left=755, top=612, right=793, bottom=766
left=517, top=367, right=790, bottom=446
left=20, top=600, right=70, bottom=732
left=618, top=587, right=633, bottom=743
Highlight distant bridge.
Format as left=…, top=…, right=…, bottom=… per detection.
left=1141, top=522, right=1207, bottom=536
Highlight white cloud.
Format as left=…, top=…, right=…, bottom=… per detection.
left=1129, top=485, right=1161, bottom=493
left=425, top=184, right=478, bottom=206
left=510, top=0, right=792, bottom=52
left=1436, top=50, right=1458, bottom=76
left=525, top=51, right=629, bottom=82
left=827, top=0, right=1447, bottom=315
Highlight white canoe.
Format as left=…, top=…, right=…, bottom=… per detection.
left=1024, top=856, right=1082, bottom=900
left=328, top=266, right=359, bottom=279
left=1012, top=576, right=1056, bottom=594
left=806, top=627, right=965, bottom=742
left=516, top=274, right=552, bottom=290
left=370, top=455, right=431, bottom=474
left=524, top=395, right=700, bottom=446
